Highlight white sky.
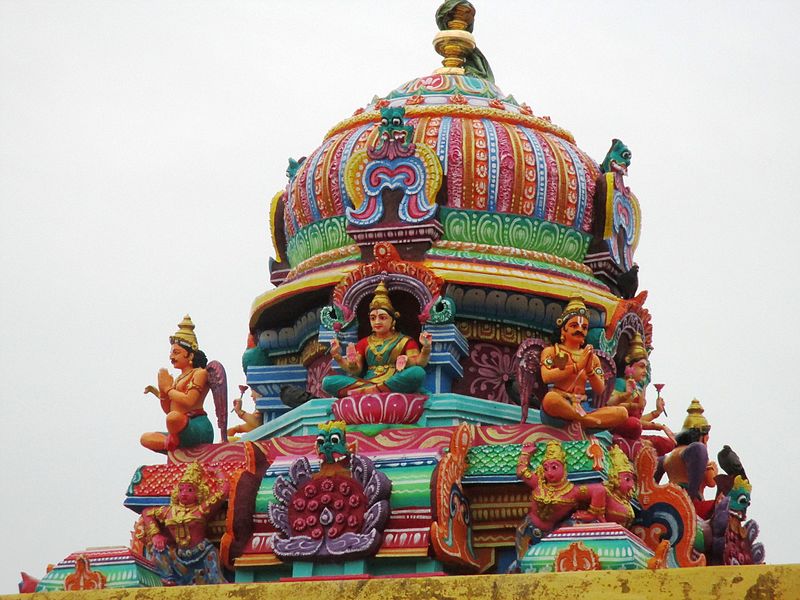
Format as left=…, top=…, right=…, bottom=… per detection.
left=1, top=0, right=799, bottom=591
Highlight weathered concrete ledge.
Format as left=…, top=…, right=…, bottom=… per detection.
left=6, top=564, right=799, bottom=600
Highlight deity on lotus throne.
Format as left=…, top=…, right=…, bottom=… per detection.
left=322, top=281, right=432, bottom=398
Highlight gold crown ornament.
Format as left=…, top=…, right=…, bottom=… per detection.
left=169, top=314, right=199, bottom=352
left=173, top=462, right=210, bottom=504
left=369, top=282, right=399, bottom=318
left=733, top=475, right=752, bottom=493
left=682, top=398, right=711, bottom=433
left=542, top=440, right=567, bottom=464
left=607, top=445, right=635, bottom=481
left=625, top=333, right=648, bottom=364
left=556, top=297, right=589, bottom=328
left=318, top=420, right=347, bottom=433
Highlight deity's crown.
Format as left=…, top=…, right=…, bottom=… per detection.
left=682, top=398, right=711, bottom=433
left=608, top=445, right=634, bottom=477
left=318, top=420, right=347, bottom=433
left=369, top=281, right=398, bottom=318
left=625, top=333, right=648, bottom=364
left=733, top=475, right=752, bottom=493
left=176, top=462, right=211, bottom=504
left=170, top=314, right=199, bottom=352
left=556, top=296, right=588, bottom=328
left=542, top=440, right=567, bottom=464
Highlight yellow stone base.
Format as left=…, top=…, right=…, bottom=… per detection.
left=6, top=565, right=799, bottom=600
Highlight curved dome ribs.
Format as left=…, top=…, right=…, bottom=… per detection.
left=282, top=105, right=600, bottom=242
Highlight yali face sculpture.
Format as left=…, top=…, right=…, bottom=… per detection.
left=316, top=422, right=349, bottom=464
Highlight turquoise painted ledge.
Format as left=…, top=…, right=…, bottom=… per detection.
left=241, top=394, right=552, bottom=441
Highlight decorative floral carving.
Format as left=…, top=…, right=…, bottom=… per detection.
left=268, top=453, right=391, bottom=561
left=553, top=542, right=601, bottom=572
left=457, top=342, right=519, bottom=404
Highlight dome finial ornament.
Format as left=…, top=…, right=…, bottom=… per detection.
left=433, top=1, right=494, bottom=82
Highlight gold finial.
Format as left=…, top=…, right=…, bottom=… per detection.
left=368, top=281, right=398, bottom=318
left=556, top=296, right=589, bottom=327
left=170, top=314, right=198, bottom=352
left=625, top=333, right=648, bottom=364
left=433, top=1, right=477, bottom=74
left=682, top=398, right=710, bottom=433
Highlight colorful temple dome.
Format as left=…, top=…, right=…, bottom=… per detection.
left=284, top=73, right=599, bottom=238
left=255, top=3, right=645, bottom=369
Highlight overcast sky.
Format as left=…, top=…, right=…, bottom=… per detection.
left=1, top=0, right=799, bottom=591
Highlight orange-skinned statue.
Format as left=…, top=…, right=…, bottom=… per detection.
left=540, top=297, right=628, bottom=430
left=141, top=316, right=218, bottom=452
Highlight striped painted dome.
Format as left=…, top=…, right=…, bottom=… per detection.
left=284, top=73, right=600, bottom=240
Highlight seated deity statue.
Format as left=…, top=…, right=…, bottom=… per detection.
left=607, top=333, right=676, bottom=456
left=322, top=282, right=432, bottom=397
left=539, top=297, right=628, bottom=430
left=515, top=440, right=607, bottom=561
left=660, top=399, right=718, bottom=519
left=141, top=316, right=214, bottom=452
left=141, top=462, right=229, bottom=585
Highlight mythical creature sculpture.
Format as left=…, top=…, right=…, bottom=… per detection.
left=322, top=282, right=431, bottom=397
left=268, top=421, right=392, bottom=561
left=141, top=316, right=228, bottom=452
left=515, top=440, right=608, bottom=561
left=600, top=139, right=632, bottom=175
left=659, top=399, right=717, bottom=519
left=539, top=297, right=628, bottom=430
left=608, top=333, right=675, bottom=457
left=708, top=475, right=765, bottom=565
left=141, top=463, right=229, bottom=585
left=603, top=446, right=636, bottom=527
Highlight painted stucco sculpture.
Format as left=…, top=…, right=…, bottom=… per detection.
left=539, top=297, right=628, bottom=430
left=140, top=463, right=229, bottom=585
left=141, top=316, right=228, bottom=453
left=21, top=1, right=772, bottom=589
left=608, top=333, right=675, bottom=458
left=267, top=421, right=392, bottom=561
left=322, top=281, right=432, bottom=397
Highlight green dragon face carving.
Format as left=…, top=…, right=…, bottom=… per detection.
left=728, top=475, right=752, bottom=516
left=379, top=106, right=414, bottom=148
left=600, top=138, right=632, bottom=174
left=315, top=420, right=349, bottom=464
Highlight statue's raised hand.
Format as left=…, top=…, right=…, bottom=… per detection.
left=157, top=368, right=174, bottom=394
left=420, top=331, right=433, bottom=348
left=329, top=338, right=341, bottom=356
